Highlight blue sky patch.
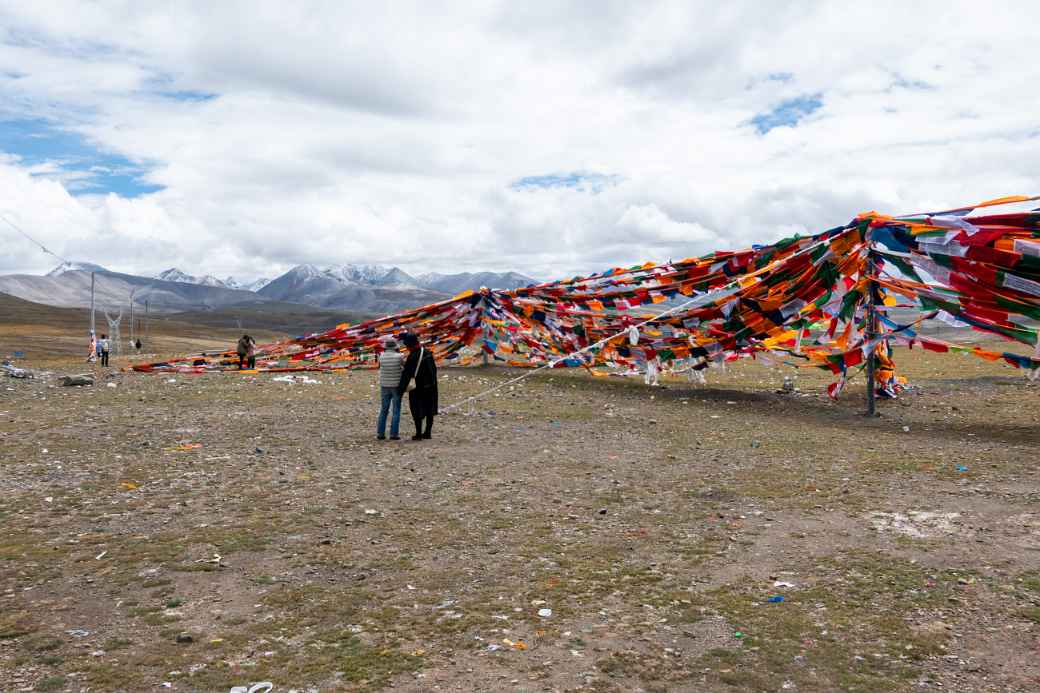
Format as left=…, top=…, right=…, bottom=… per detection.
left=0, top=118, right=162, bottom=197
left=157, top=89, right=217, bottom=102
left=511, top=171, right=620, bottom=193
left=750, top=94, right=823, bottom=134
left=891, top=74, right=934, bottom=91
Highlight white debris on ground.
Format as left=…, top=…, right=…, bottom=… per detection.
left=870, top=511, right=964, bottom=538
left=271, top=375, right=321, bottom=385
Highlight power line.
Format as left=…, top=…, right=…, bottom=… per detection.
left=0, top=212, right=68, bottom=264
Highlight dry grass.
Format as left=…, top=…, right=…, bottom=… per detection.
left=0, top=342, right=1039, bottom=691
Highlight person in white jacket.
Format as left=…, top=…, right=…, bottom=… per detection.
left=98, top=334, right=111, bottom=367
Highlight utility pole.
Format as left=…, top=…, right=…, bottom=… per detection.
left=89, top=272, right=96, bottom=336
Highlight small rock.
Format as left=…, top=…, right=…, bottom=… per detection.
left=176, top=633, right=194, bottom=644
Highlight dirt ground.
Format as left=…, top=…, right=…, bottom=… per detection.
left=1, top=346, right=1039, bottom=692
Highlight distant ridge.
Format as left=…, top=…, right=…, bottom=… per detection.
left=0, top=262, right=537, bottom=315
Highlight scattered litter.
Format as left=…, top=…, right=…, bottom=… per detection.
left=195, top=554, right=223, bottom=566
left=229, top=683, right=273, bottom=693
left=773, top=580, right=795, bottom=588
left=119, top=480, right=139, bottom=491
left=166, top=443, right=203, bottom=452
left=502, top=638, right=527, bottom=650
left=1, top=362, right=33, bottom=378
left=66, top=629, right=90, bottom=637
left=364, top=509, right=378, bottom=515
left=272, top=374, right=320, bottom=385
left=537, top=608, right=553, bottom=618
left=166, top=379, right=177, bottom=384
left=61, top=374, right=94, bottom=387
left=95, top=551, right=107, bottom=560
left=767, top=595, right=785, bottom=603
left=734, top=631, right=744, bottom=639
left=902, top=426, right=910, bottom=432
left=106, top=382, right=117, bottom=388
left=956, top=465, right=969, bottom=473
left=176, top=632, right=194, bottom=644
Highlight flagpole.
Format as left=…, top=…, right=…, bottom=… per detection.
left=865, top=251, right=878, bottom=416
left=480, top=287, right=490, bottom=367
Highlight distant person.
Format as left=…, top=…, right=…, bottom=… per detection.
left=376, top=336, right=404, bottom=440
left=236, top=334, right=256, bottom=370
left=99, top=334, right=110, bottom=367
left=135, top=338, right=142, bottom=352
left=398, top=333, right=438, bottom=440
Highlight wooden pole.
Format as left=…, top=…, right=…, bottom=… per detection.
left=865, top=253, right=878, bottom=416
left=480, top=287, right=490, bottom=367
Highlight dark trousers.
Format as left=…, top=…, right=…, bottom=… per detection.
left=101, top=350, right=109, bottom=367
left=412, top=411, right=433, bottom=438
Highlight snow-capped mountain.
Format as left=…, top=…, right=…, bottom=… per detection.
left=46, top=261, right=107, bottom=277
left=324, top=264, right=395, bottom=284
left=224, top=276, right=271, bottom=292
left=255, top=264, right=537, bottom=313
left=157, top=268, right=264, bottom=290
left=415, top=270, right=537, bottom=294
left=258, top=264, right=442, bottom=314
left=155, top=267, right=191, bottom=283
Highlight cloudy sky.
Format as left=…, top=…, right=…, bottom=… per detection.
left=1, top=1, right=1038, bottom=282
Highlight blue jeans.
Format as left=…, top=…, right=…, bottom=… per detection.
left=377, top=386, right=402, bottom=438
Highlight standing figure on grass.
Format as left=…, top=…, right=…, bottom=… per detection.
left=99, top=333, right=111, bottom=367
left=376, top=336, right=404, bottom=440
left=398, top=332, right=438, bottom=441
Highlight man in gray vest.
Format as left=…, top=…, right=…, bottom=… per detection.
left=376, top=336, right=404, bottom=440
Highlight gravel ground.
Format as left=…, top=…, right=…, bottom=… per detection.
left=1, top=347, right=1039, bottom=692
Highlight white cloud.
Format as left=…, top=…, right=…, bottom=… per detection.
left=0, top=0, right=1038, bottom=281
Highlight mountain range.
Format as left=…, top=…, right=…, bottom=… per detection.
left=0, top=262, right=536, bottom=316
left=156, top=268, right=271, bottom=292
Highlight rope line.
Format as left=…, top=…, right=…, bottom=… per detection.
left=0, top=213, right=68, bottom=264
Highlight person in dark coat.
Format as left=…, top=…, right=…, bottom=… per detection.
left=236, top=334, right=256, bottom=370
left=397, top=332, right=438, bottom=440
